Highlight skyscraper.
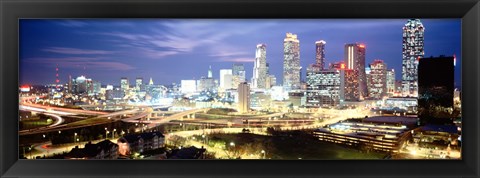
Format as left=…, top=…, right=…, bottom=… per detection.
left=402, top=19, right=425, bottom=97
left=418, top=56, right=454, bottom=124
left=315, top=40, right=326, bottom=70
left=283, top=33, right=301, bottom=91
left=233, top=63, right=245, bottom=77
left=365, top=66, right=371, bottom=96
left=344, top=43, right=367, bottom=99
left=219, top=69, right=233, bottom=90
left=237, top=82, right=250, bottom=113
left=208, top=65, right=213, bottom=79
left=232, top=63, right=246, bottom=90
left=73, top=76, right=87, bottom=94
left=386, top=69, right=395, bottom=95
left=120, top=77, right=129, bottom=91
left=368, top=60, right=387, bottom=99
left=135, top=77, right=143, bottom=91
left=306, top=66, right=340, bottom=107
left=181, top=80, right=197, bottom=94
left=341, top=69, right=360, bottom=102
left=252, top=44, right=268, bottom=89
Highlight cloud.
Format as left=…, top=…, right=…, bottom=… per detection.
left=215, top=57, right=254, bottom=63
left=96, top=20, right=277, bottom=60
left=43, top=47, right=114, bottom=55
left=56, top=20, right=89, bottom=27
left=26, top=57, right=135, bottom=71
left=208, top=43, right=252, bottom=62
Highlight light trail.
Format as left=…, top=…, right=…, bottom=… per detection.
left=44, top=113, right=64, bottom=127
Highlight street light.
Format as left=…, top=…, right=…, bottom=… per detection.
left=105, top=128, right=108, bottom=140
left=74, top=132, right=77, bottom=145
left=112, top=129, right=117, bottom=139
left=261, top=150, right=266, bottom=159
left=28, top=146, right=32, bottom=159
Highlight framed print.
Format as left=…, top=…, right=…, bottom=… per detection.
left=1, top=0, right=479, bottom=177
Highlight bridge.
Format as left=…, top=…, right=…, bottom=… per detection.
left=122, top=108, right=211, bottom=131
left=21, top=103, right=108, bottom=116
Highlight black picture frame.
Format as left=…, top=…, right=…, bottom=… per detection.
left=1, top=0, right=479, bottom=177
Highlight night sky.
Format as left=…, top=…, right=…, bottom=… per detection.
left=19, top=19, right=461, bottom=88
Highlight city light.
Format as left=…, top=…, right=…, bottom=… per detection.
left=18, top=19, right=461, bottom=160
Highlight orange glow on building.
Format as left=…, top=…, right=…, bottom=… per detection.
left=358, top=44, right=365, bottom=48
left=340, top=63, right=346, bottom=69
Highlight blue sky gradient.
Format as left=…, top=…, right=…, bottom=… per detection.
left=19, top=19, right=461, bottom=88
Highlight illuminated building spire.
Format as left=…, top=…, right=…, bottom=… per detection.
left=208, top=65, right=213, bottom=78
left=149, top=77, right=154, bottom=85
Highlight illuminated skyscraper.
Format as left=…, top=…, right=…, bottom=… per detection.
left=219, top=69, right=233, bottom=90
left=208, top=65, right=213, bottom=79
left=120, top=77, right=129, bottom=91
left=197, top=67, right=217, bottom=92
left=402, top=19, right=425, bottom=97
left=181, top=80, right=197, bottom=94
left=73, top=76, right=87, bottom=94
left=341, top=69, right=360, bottom=102
left=237, top=82, right=250, bottom=113
left=232, top=63, right=246, bottom=89
left=315, top=40, right=326, bottom=69
left=368, top=60, right=387, bottom=99
left=344, top=43, right=367, bottom=99
left=135, top=77, right=143, bottom=91
left=386, top=69, right=395, bottom=95
left=283, top=33, right=301, bottom=91
left=68, top=75, right=72, bottom=93
left=252, top=44, right=268, bottom=89
left=233, top=63, right=245, bottom=77
left=306, top=66, right=340, bottom=107
left=365, top=66, right=371, bottom=95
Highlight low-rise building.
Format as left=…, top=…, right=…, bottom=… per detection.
left=65, top=140, right=119, bottom=159
left=313, top=116, right=417, bottom=152
left=117, top=131, right=165, bottom=156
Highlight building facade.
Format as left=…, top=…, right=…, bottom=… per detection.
left=135, top=77, right=143, bottom=91
left=252, top=44, right=268, bottom=89
left=369, top=60, right=387, bottom=99
left=237, top=82, right=250, bottom=113
left=341, top=69, right=360, bottom=102
left=402, top=19, right=425, bottom=97
left=306, top=65, right=341, bottom=107
left=315, top=40, right=326, bottom=70
left=386, top=69, right=396, bottom=95
left=232, top=63, right=246, bottom=89
left=344, top=43, right=367, bottom=99
left=120, top=77, right=129, bottom=92
left=283, top=33, right=301, bottom=91
left=180, top=80, right=197, bottom=94
left=219, top=69, right=233, bottom=91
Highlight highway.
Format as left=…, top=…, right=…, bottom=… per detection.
left=21, top=102, right=108, bottom=116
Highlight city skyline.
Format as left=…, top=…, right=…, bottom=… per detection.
left=20, top=19, right=461, bottom=88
